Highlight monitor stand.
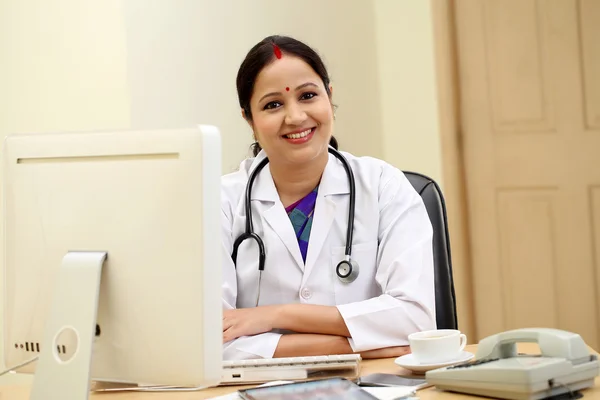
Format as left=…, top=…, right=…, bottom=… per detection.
left=30, top=251, right=107, bottom=400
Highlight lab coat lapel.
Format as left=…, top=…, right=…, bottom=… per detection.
left=250, top=154, right=305, bottom=272
left=303, top=153, right=350, bottom=280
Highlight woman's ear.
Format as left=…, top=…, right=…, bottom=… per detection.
left=241, top=109, right=254, bottom=128
left=242, top=109, right=259, bottom=142
left=328, top=86, right=336, bottom=117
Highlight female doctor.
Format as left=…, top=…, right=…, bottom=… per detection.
left=221, top=35, right=436, bottom=361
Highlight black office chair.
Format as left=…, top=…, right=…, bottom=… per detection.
left=403, top=171, right=458, bottom=330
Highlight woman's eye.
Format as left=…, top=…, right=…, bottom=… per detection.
left=263, top=101, right=282, bottom=110
left=300, top=92, right=317, bottom=101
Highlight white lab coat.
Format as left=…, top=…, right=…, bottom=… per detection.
left=221, top=150, right=436, bottom=360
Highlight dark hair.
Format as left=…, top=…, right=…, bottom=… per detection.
left=235, top=35, right=339, bottom=157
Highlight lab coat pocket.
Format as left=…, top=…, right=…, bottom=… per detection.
left=330, top=241, right=379, bottom=305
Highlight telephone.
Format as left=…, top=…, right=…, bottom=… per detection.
left=425, top=328, right=599, bottom=400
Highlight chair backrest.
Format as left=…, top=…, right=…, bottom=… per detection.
left=403, top=171, right=458, bottom=330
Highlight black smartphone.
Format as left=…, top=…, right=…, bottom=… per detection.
left=238, top=378, right=379, bottom=400
left=357, top=373, right=431, bottom=389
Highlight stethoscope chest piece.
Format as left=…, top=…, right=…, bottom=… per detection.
left=336, top=257, right=359, bottom=284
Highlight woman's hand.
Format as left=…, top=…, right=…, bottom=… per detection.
left=223, top=306, right=279, bottom=343
left=359, top=346, right=411, bottom=359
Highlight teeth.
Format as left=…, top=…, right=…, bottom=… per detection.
left=285, top=128, right=312, bottom=139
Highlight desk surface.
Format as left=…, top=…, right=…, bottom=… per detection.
left=1, top=344, right=599, bottom=399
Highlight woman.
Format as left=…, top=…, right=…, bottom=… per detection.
left=221, top=35, right=436, bottom=361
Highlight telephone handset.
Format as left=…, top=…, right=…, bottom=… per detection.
left=476, top=328, right=592, bottom=362
left=426, top=328, right=599, bottom=400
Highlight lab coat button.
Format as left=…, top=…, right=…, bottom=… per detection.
left=300, top=287, right=312, bottom=300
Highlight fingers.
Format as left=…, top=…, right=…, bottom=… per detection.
left=222, top=315, right=239, bottom=342
left=222, top=309, right=244, bottom=343
left=223, top=327, right=235, bottom=344
left=222, top=308, right=238, bottom=332
left=223, top=325, right=243, bottom=344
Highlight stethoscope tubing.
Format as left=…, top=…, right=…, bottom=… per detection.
left=231, top=147, right=357, bottom=296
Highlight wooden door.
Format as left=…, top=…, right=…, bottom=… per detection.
left=454, top=0, right=600, bottom=348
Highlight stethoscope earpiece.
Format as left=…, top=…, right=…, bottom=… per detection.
left=336, top=258, right=359, bottom=284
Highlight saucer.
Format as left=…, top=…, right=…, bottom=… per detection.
left=394, top=351, right=474, bottom=374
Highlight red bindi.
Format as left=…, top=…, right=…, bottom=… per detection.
left=272, top=43, right=282, bottom=59
left=286, top=87, right=290, bottom=91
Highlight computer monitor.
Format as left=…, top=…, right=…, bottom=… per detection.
left=1, top=126, right=222, bottom=398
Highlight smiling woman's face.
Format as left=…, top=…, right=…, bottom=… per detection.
left=247, top=55, right=334, bottom=166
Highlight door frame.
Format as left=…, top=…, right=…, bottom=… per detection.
left=430, top=0, right=476, bottom=341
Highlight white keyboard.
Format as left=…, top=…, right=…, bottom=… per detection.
left=221, top=354, right=362, bottom=385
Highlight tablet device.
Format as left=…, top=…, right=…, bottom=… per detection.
left=357, top=373, right=431, bottom=389
left=238, top=378, right=378, bottom=400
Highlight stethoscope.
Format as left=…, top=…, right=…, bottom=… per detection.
left=231, top=147, right=359, bottom=306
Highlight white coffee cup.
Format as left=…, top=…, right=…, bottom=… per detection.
left=408, top=329, right=467, bottom=364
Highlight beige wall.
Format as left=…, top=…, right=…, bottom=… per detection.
left=0, top=0, right=131, bottom=385
left=374, top=0, right=444, bottom=185
left=119, top=0, right=384, bottom=173
left=0, top=0, right=443, bottom=384
left=0, top=0, right=131, bottom=137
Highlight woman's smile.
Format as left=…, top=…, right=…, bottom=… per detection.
left=282, top=127, right=316, bottom=144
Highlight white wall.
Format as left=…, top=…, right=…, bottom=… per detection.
left=0, top=0, right=443, bottom=385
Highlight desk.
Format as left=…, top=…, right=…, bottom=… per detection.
left=1, top=344, right=599, bottom=399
